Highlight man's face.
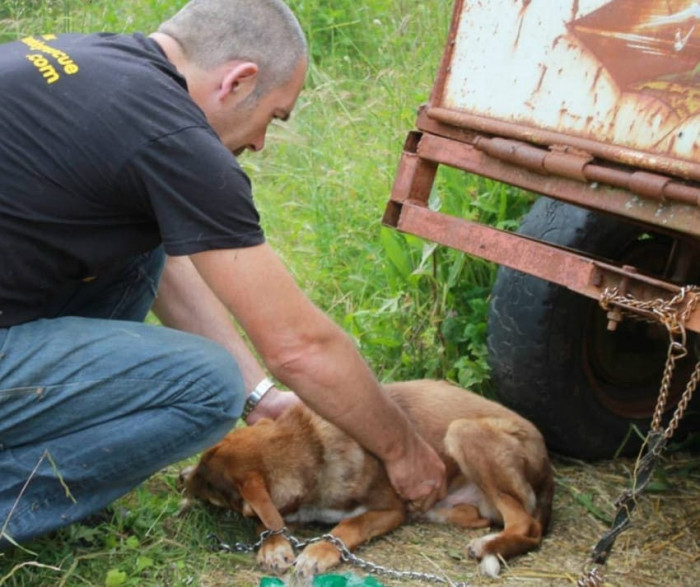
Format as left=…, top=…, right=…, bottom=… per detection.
left=212, top=59, right=307, bottom=155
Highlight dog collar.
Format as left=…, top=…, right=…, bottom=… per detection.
left=241, top=377, right=275, bottom=421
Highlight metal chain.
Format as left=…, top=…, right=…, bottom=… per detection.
left=578, top=285, right=700, bottom=586
left=207, top=528, right=290, bottom=554
left=599, top=285, right=700, bottom=436
left=209, top=527, right=471, bottom=586
left=665, top=358, right=700, bottom=438
left=599, top=284, right=700, bottom=328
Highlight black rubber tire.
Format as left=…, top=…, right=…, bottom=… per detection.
left=487, top=197, right=699, bottom=460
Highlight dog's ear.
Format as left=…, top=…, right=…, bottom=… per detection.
left=236, top=471, right=286, bottom=531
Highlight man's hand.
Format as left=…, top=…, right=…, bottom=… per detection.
left=245, top=387, right=301, bottom=424
left=383, top=433, right=447, bottom=513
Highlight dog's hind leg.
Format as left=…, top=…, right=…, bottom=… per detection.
left=444, top=417, right=545, bottom=577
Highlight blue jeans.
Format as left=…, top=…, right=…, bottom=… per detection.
left=0, top=247, right=244, bottom=548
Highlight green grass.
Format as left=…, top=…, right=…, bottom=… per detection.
left=0, top=0, right=533, bottom=584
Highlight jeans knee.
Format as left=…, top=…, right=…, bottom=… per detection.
left=172, top=341, right=245, bottom=450
left=183, top=338, right=246, bottom=422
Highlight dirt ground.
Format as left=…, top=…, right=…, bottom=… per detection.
left=203, top=451, right=700, bottom=587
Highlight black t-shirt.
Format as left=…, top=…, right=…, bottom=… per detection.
left=0, top=32, right=265, bottom=327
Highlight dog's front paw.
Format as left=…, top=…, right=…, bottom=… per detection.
left=294, top=541, right=343, bottom=578
left=467, top=534, right=501, bottom=577
left=258, top=535, right=295, bottom=574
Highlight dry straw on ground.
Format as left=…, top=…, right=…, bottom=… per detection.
left=209, top=451, right=700, bottom=587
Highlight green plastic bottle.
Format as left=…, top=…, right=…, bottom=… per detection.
left=259, top=573, right=385, bottom=586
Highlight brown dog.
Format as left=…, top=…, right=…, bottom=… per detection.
left=180, top=379, right=554, bottom=579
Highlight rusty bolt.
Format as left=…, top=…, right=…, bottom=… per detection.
left=607, top=308, right=623, bottom=331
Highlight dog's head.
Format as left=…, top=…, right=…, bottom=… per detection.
left=178, top=442, right=247, bottom=514
left=178, top=421, right=276, bottom=517
left=181, top=452, right=242, bottom=505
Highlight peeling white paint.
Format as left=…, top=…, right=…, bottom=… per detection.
left=441, top=0, right=700, bottom=163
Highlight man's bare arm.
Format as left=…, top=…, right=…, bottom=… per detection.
left=152, top=254, right=299, bottom=422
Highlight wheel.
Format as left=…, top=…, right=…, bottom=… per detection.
left=487, top=197, right=700, bottom=460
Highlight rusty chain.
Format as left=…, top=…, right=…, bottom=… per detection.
left=578, top=285, right=700, bottom=586
left=599, top=285, right=700, bottom=437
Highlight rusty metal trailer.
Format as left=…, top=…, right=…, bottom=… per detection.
left=383, top=0, right=700, bottom=459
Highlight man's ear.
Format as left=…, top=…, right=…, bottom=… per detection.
left=219, top=61, right=259, bottom=104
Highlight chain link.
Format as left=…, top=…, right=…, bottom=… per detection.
left=210, top=527, right=471, bottom=586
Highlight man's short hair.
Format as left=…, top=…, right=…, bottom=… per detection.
left=158, top=0, right=308, bottom=92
